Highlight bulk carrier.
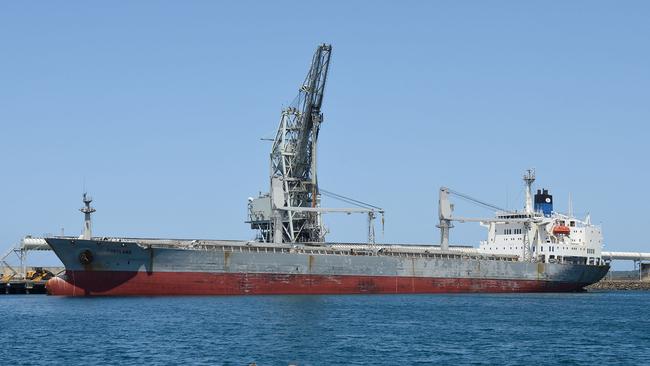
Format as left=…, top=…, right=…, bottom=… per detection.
left=46, top=44, right=609, bottom=296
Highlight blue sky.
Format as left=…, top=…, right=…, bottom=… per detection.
left=1, top=2, right=648, bottom=269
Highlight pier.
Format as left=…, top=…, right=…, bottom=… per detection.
left=1, top=266, right=63, bottom=294
left=1, top=236, right=62, bottom=294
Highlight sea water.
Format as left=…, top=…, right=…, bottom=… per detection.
left=1, top=291, right=649, bottom=365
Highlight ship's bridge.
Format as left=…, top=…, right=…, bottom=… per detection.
left=495, top=211, right=540, bottom=220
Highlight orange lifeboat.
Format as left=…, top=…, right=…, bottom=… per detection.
left=553, top=225, right=571, bottom=235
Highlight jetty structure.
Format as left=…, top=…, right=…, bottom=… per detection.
left=0, top=195, right=94, bottom=293
left=8, top=44, right=632, bottom=295
left=1, top=238, right=57, bottom=294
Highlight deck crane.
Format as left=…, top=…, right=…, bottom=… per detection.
left=438, top=170, right=544, bottom=256
left=246, top=44, right=384, bottom=244
left=438, top=187, right=513, bottom=250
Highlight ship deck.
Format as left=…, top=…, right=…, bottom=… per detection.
left=59, top=236, right=520, bottom=262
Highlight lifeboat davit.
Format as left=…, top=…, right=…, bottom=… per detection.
left=553, top=225, right=571, bottom=235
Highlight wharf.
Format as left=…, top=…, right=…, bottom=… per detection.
left=1, top=266, right=63, bottom=295
left=1, top=279, right=48, bottom=294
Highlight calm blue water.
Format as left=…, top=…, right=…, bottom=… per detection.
left=1, top=292, right=649, bottom=365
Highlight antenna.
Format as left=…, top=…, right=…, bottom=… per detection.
left=568, top=192, right=573, bottom=218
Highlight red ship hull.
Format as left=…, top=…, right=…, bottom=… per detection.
left=47, top=270, right=589, bottom=296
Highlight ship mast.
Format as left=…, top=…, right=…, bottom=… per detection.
left=523, top=169, right=535, bottom=215
left=80, top=193, right=96, bottom=240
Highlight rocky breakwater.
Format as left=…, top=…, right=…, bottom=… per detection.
left=587, top=280, right=650, bottom=291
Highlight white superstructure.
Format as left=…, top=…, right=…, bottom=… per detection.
left=477, top=170, right=604, bottom=265
left=479, top=212, right=603, bottom=265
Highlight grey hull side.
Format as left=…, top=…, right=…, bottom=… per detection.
left=46, top=238, right=609, bottom=288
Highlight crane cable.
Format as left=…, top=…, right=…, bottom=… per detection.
left=447, top=188, right=518, bottom=215
left=319, top=189, right=383, bottom=211
left=319, top=188, right=385, bottom=237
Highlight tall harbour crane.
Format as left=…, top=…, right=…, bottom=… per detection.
left=268, top=43, right=331, bottom=243
left=247, top=44, right=384, bottom=244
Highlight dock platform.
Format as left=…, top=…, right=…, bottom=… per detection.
left=1, top=280, right=48, bottom=294
left=1, top=266, right=63, bottom=295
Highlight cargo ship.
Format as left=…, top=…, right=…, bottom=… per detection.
left=45, top=44, right=609, bottom=296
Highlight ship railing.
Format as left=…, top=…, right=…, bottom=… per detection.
left=127, top=238, right=520, bottom=262
left=211, top=244, right=520, bottom=262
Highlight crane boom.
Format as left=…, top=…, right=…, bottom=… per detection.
left=294, top=45, right=331, bottom=181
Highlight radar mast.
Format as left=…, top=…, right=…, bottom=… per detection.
left=80, top=193, right=96, bottom=239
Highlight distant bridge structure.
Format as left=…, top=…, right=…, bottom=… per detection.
left=602, top=251, right=650, bottom=281
left=601, top=251, right=650, bottom=261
